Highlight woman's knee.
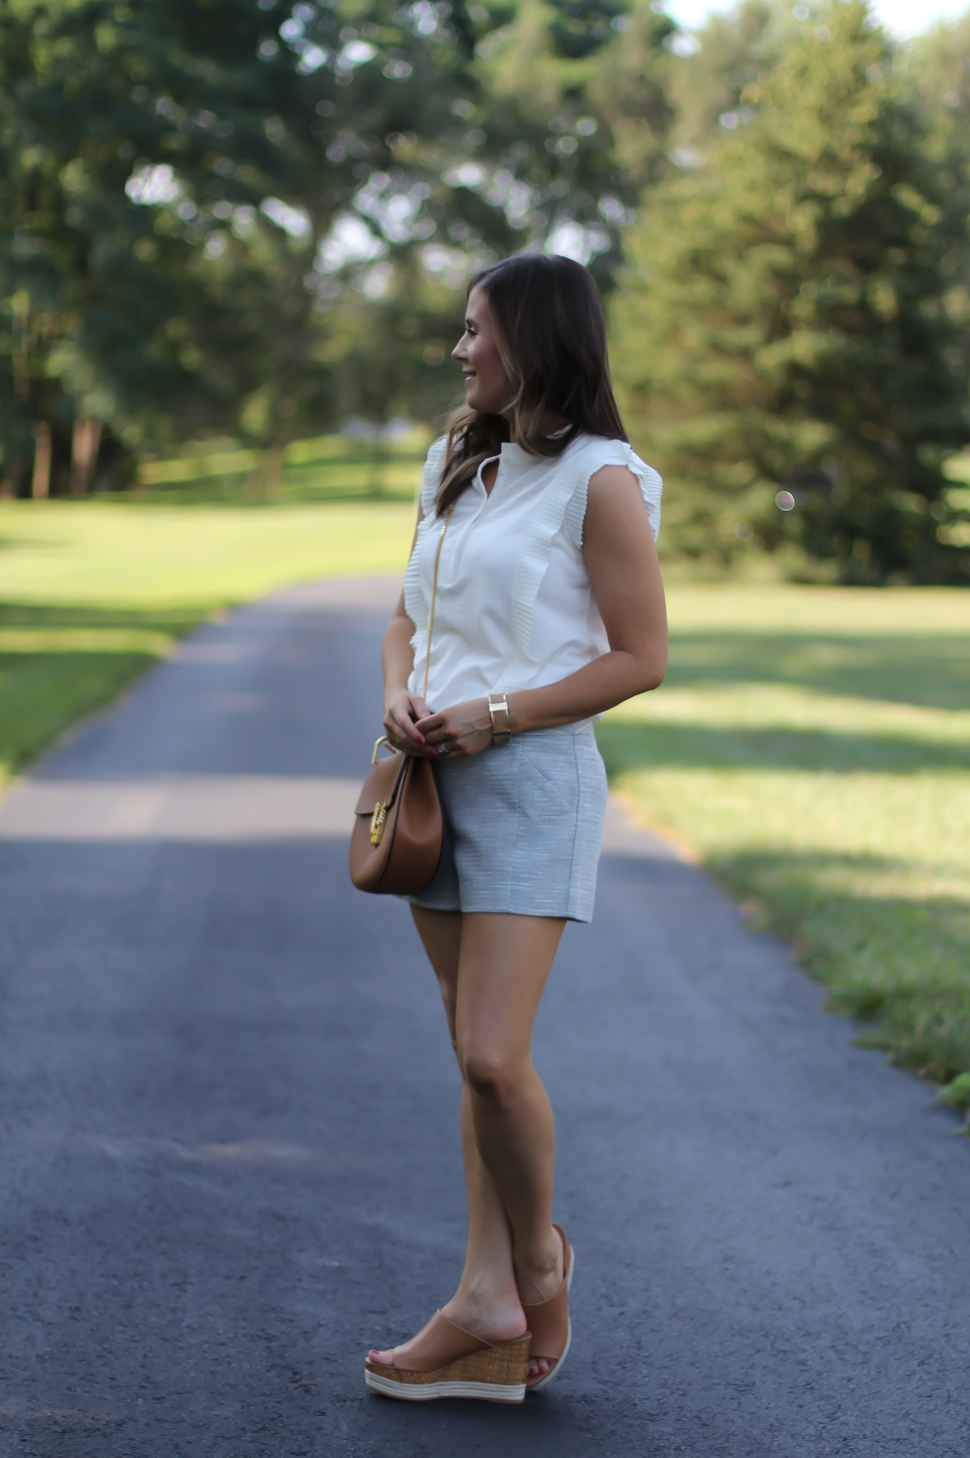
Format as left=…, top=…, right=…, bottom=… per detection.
left=459, top=1043, right=526, bottom=1106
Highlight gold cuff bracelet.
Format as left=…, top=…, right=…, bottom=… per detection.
left=487, top=693, right=511, bottom=747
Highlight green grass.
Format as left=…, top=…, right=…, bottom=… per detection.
left=597, top=585, right=970, bottom=1109
left=0, top=494, right=417, bottom=783
left=135, top=429, right=431, bottom=503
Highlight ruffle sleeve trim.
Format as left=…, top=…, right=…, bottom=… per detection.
left=561, top=439, right=662, bottom=551
left=404, top=436, right=449, bottom=673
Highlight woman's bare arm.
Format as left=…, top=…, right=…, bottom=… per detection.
left=415, top=465, right=667, bottom=756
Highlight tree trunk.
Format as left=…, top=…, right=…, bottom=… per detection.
left=31, top=421, right=52, bottom=500
left=244, top=460, right=264, bottom=499
left=71, top=417, right=102, bottom=496
left=367, top=437, right=388, bottom=496
left=264, top=445, right=284, bottom=498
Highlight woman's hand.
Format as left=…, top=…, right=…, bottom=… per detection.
left=415, top=698, right=493, bottom=758
left=383, top=690, right=436, bottom=757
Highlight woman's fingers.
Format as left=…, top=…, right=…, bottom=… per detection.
left=415, top=706, right=491, bottom=758
left=384, top=698, right=435, bottom=755
left=414, top=711, right=450, bottom=755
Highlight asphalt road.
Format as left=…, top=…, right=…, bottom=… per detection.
left=1, top=577, right=968, bottom=1458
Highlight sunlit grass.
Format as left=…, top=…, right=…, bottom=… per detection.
left=0, top=498, right=417, bottom=607
left=598, top=584, right=970, bottom=1101
left=134, top=428, right=431, bottom=502
left=0, top=496, right=417, bottom=782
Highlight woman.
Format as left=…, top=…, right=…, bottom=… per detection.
left=364, top=253, right=667, bottom=1404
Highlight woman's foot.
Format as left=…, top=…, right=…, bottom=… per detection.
left=369, top=1284, right=526, bottom=1368
left=514, top=1226, right=565, bottom=1379
left=364, top=1310, right=531, bottom=1403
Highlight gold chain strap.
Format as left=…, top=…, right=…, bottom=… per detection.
left=421, top=503, right=455, bottom=703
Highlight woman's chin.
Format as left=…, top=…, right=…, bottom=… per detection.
left=466, top=391, right=500, bottom=416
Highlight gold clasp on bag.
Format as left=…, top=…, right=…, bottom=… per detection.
left=371, top=735, right=400, bottom=765
left=369, top=802, right=387, bottom=845
left=368, top=738, right=400, bottom=843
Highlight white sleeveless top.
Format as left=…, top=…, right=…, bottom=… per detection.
left=404, top=432, right=662, bottom=711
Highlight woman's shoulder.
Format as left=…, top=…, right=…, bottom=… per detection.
left=561, top=434, right=662, bottom=544
left=564, top=431, right=655, bottom=472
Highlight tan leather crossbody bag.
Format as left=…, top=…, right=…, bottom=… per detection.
left=348, top=504, right=454, bottom=895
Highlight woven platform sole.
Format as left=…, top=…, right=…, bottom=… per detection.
left=527, top=1237, right=576, bottom=1393
left=365, top=1369, right=525, bottom=1403
left=365, top=1332, right=529, bottom=1404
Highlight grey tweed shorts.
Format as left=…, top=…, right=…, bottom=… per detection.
left=404, top=721, right=608, bottom=923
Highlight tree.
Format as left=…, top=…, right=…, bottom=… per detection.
left=611, top=0, right=970, bottom=582
left=665, top=0, right=792, bottom=164
left=0, top=0, right=325, bottom=491
left=229, top=0, right=680, bottom=439
left=0, top=0, right=682, bottom=489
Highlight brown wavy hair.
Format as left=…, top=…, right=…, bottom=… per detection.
left=435, top=253, right=629, bottom=515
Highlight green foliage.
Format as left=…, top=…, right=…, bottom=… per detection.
left=4, top=0, right=970, bottom=588
left=667, top=0, right=780, bottom=156
left=612, top=1, right=970, bottom=583
left=0, top=0, right=325, bottom=480
left=937, top=1071, right=970, bottom=1114
left=0, top=0, right=677, bottom=491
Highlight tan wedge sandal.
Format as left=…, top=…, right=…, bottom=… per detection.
left=520, top=1223, right=574, bottom=1392
left=364, top=1310, right=531, bottom=1403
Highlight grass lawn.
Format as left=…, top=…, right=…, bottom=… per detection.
left=0, top=493, right=417, bottom=785
left=598, top=585, right=970, bottom=1112
left=136, top=430, right=429, bottom=502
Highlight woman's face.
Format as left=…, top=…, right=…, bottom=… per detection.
left=452, top=286, right=509, bottom=416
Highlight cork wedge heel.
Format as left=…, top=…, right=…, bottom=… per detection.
left=364, top=1310, right=530, bottom=1403
left=521, top=1223, right=574, bottom=1392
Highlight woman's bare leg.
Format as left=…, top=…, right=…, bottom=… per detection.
left=454, top=912, right=565, bottom=1378
left=369, top=908, right=566, bottom=1378
left=417, top=909, right=525, bottom=1335
left=370, top=908, right=525, bottom=1365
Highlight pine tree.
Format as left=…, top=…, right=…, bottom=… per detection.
left=611, top=0, right=970, bottom=582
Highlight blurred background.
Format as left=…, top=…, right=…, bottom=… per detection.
left=3, top=0, right=969, bottom=581
left=1, top=0, right=969, bottom=1110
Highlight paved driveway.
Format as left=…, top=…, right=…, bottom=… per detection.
left=0, top=578, right=967, bottom=1457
